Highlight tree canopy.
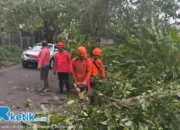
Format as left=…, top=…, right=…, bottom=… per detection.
left=1, top=0, right=179, bottom=43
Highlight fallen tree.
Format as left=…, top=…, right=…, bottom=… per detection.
left=94, top=88, right=180, bottom=110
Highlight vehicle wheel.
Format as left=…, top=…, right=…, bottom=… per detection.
left=49, top=59, right=54, bottom=69
left=22, top=63, right=28, bottom=68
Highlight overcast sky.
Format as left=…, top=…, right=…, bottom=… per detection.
left=169, top=2, right=180, bottom=24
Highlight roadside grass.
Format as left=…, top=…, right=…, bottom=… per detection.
left=0, top=45, right=23, bottom=67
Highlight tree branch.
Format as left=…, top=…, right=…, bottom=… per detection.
left=93, top=88, right=180, bottom=109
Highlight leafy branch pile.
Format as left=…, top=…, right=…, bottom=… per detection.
left=22, top=24, right=180, bottom=130
left=58, top=24, right=180, bottom=130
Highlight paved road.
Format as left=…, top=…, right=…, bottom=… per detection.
left=0, top=65, right=68, bottom=130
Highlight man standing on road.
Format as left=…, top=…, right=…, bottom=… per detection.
left=72, top=46, right=92, bottom=102
left=53, top=42, right=71, bottom=94
left=38, top=40, right=50, bottom=92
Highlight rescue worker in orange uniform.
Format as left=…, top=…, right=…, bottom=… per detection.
left=71, top=46, right=92, bottom=101
left=89, top=48, right=106, bottom=86
left=53, top=42, right=71, bottom=94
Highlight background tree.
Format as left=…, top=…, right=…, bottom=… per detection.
left=1, top=0, right=76, bottom=42
left=1, top=0, right=179, bottom=44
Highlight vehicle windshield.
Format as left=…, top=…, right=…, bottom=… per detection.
left=31, top=44, right=53, bottom=51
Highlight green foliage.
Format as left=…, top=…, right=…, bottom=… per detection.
left=23, top=24, right=180, bottom=130
left=0, top=45, right=23, bottom=67
left=61, top=24, right=180, bottom=130
left=2, top=0, right=179, bottom=44
left=24, top=99, right=32, bottom=109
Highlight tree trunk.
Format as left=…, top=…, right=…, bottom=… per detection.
left=90, top=0, right=110, bottom=46
left=34, top=27, right=44, bottom=43
left=44, top=20, right=55, bottom=43
left=94, top=88, right=180, bottom=109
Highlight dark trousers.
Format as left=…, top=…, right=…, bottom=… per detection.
left=40, top=65, right=49, bottom=80
left=58, top=72, right=70, bottom=93
left=90, top=81, right=96, bottom=104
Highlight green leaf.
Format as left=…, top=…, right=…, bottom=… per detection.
left=67, top=126, right=74, bottom=130
left=123, top=128, right=128, bottom=130
left=32, top=124, right=38, bottom=130
left=121, top=118, right=128, bottom=122
left=40, top=104, right=48, bottom=114
left=100, top=120, right=108, bottom=125
left=67, top=100, right=75, bottom=105
left=139, top=123, right=148, bottom=130
left=124, top=121, right=133, bottom=126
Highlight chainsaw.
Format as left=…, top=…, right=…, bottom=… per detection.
left=74, top=83, right=88, bottom=99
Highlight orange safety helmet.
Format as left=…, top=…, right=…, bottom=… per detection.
left=93, top=48, right=102, bottom=56
left=77, top=46, right=87, bottom=56
left=56, top=42, right=65, bottom=48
